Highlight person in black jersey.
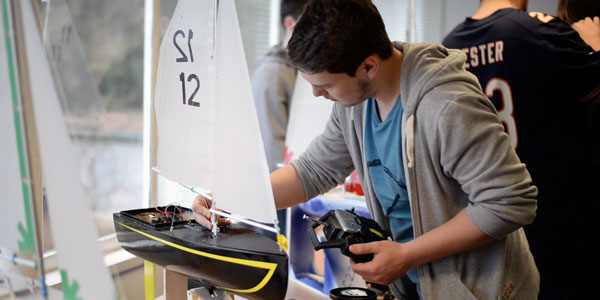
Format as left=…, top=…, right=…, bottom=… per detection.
left=443, top=1, right=600, bottom=299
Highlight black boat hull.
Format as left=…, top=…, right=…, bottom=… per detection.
left=113, top=210, right=288, bottom=300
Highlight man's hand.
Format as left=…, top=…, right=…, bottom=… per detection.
left=348, top=210, right=495, bottom=285
left=348, top=240, right=414, bottom=285
left=573, top=16, right=600, bottom=51
left=191, top=195, right=231, bottom=229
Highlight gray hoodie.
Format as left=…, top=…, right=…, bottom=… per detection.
left=252, top=44, right=297, bottom=172
left=292, top=42, right=539, bottom=300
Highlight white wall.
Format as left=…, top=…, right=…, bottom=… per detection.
left=399, top=0, right=560, bottom=43
left=529, top=0, right=558, bottom=15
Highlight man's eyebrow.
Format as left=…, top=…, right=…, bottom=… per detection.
left=313, top=83, right=331, bottom=89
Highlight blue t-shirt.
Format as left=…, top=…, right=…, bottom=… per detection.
left=364, top=96, right=419, bottom=286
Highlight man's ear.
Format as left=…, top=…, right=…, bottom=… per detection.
left=361, top=55, right=379, bottom=80
left=283, top=15, right=296, bottom=31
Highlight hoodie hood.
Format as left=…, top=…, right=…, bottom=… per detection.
left=395, top=42, right=483, bottom=116
left=253, top=43, right=295, bottom=70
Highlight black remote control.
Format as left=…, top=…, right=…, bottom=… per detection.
left=305, top=208, right=390, bottom=263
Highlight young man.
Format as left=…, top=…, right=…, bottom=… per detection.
left=194, top=0, right=539, bottom=298
left=442, top=1, right=600, bottom=299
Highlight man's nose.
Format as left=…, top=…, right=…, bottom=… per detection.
left=312, top=86, right=326, bottom=98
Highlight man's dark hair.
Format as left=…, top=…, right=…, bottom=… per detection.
left=281, top=0, right=308, bottom=25
left=287, top=0, right=393, bottom=76
left=558, top=0, right=600, bottom=23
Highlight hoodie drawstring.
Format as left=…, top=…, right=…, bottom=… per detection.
left=406, top=114, right=415, bottom=168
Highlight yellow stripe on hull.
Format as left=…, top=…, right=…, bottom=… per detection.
left=117, top=222, right=278, bottom=294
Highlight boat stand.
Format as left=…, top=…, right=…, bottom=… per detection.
left=187, top=287, right=235, bottom=300
left=144, top=261, right=239, bottom=300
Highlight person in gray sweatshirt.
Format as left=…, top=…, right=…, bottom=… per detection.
left=193, top=0, right=539, bottom=299
left=252, top=0, right=308, bottom=173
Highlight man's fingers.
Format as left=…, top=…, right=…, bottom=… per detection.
left=194, top=213, right=213, bottom=229
left=193, top=212, right=230, bottom=229
left=349, top=242, right=375, bottom=255
left=191, top=196, right=232, bottom=229
left=192, top=203, right=211, bottom=218
left=192, top=195, right=216, bottom=229
left=218, top=217, right=231, bottom=226
left=193, top=195, right=212, bottom=207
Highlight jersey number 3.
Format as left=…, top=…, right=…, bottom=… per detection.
left=485, top=78, right=518, bottom=149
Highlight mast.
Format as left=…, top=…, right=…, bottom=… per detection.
left=211, top=0, right=219, bottom=238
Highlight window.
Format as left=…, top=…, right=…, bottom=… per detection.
left=39, top=0, right=145, bottom=250
left=373, top=0, right=409, bottom=42
left=236, top=0, right=273, bottom=76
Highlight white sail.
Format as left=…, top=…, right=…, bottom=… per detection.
left=20, top=0, right=117, bottom=298
left=212, top=0, right=277, bottom=225
left=154, top=0, right=277, bottom=225
left=284, top=74, right=334, bottom=162
left=154, top=0, right=216, bottom=191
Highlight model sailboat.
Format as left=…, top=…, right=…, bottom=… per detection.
left=153, top=0, right=280, bottom=235
left=113, top=0, right=289, bottom=299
